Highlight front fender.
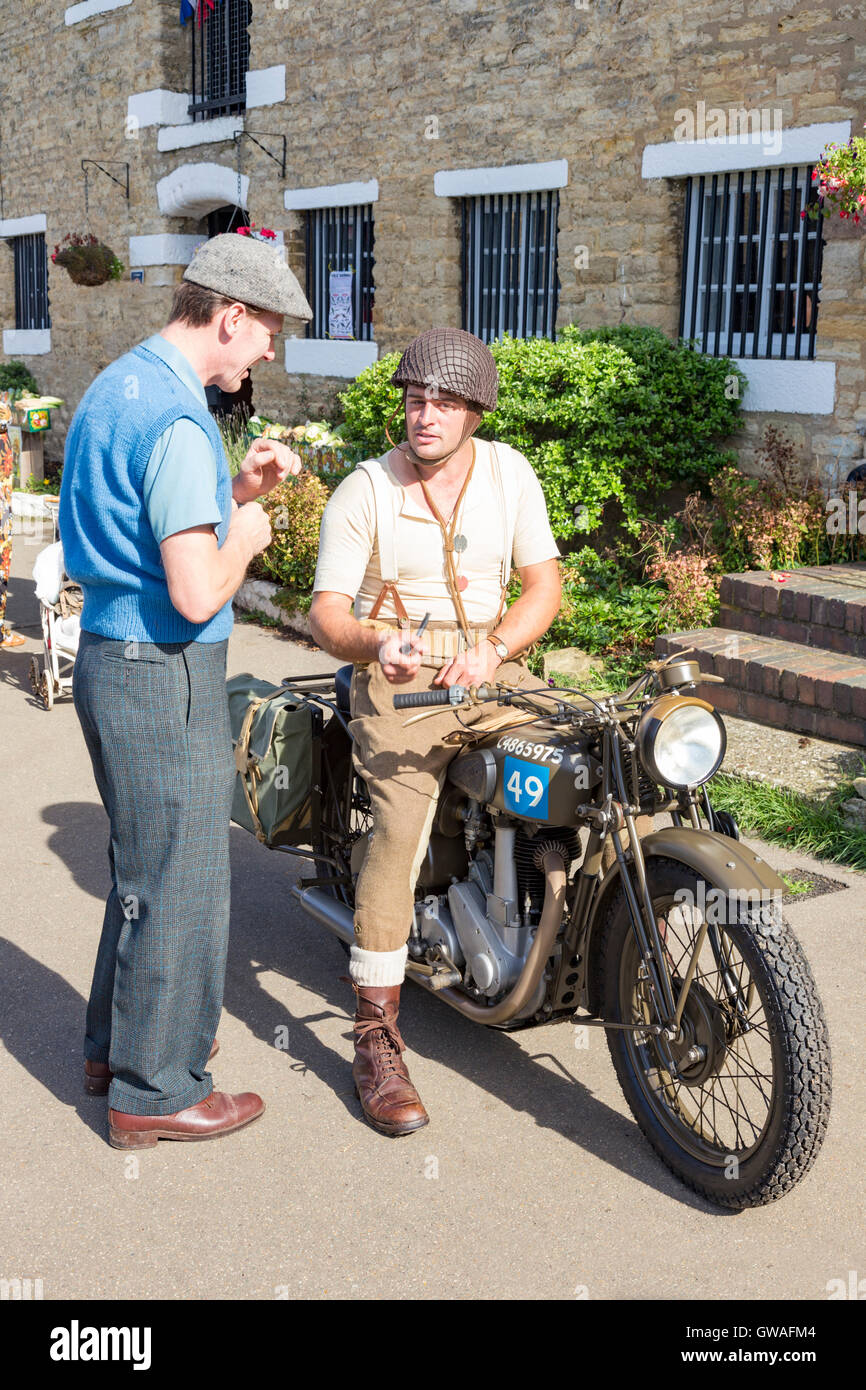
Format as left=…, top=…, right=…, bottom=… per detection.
left=582, top=826, right=785, bottom=1014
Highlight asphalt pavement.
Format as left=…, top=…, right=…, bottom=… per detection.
left=1, top=534, right=864, bottom=1300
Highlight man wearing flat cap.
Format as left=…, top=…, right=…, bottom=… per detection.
left=59, top=233, right=312, bottom=1148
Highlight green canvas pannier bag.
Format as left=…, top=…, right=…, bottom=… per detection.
left=226, top=673, right=317, bottom=848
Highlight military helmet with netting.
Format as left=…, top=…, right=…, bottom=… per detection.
left=391, top=327, right=498, bottom=413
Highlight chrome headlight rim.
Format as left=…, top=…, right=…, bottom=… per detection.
left=636, top=695, right=727, bottom=791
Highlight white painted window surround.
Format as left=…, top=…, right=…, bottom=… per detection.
left=284, top=181, right=379, bottom=211
left=246, top=66, right=286, bottom=109
left=733, top=359, right=835, bottom=414
left=3, top=329, right=51, bottom=355
left=128, top=235, right=203, bottom=268
left=156, top=164, right=250, bottom=219
left=158, top=117, right=243, bottom=154
left=131, top=66, right=286, bottom=144
left=128, top=90, right=192, bottom=131
left=1, top=216, right=50, bottom=353
left=0, top=214, right=47, bottom=237
left=285, top=338, right=378, bottom=378
left=434, top=160, right=568, bottom=197
left=65, top=0, right=130, bottom=23
left=642, top=121, right=852, bottom=179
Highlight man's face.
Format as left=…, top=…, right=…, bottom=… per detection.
left=404, top=385, right=479, bottom=461
left=212, top=304, right=283, bottom=392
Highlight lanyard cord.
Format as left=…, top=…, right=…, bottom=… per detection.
left=412, top=440, right=476, bottom=645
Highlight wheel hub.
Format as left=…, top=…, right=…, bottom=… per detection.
left=667, top=981, right=728, bottom=1086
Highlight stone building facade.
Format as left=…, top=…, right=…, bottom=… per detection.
left=0, top=0, right=864, bottom=478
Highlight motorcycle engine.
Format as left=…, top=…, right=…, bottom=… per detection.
left=411, top=821, right=579, bottom=999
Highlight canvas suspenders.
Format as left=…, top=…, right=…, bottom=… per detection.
left=357, top=441, right=517, bottom=641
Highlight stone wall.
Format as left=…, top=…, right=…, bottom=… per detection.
left=0, top=0, right=863, bottom=478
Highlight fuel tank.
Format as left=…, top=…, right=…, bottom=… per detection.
left=446, top=721, right=603, bottom=827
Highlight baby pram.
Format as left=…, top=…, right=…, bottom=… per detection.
left=29, top=511, right=81, bottom=709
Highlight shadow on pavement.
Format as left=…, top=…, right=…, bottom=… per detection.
left=35, top=804, right=725, bottom=1208
left=0, top=936, right=106, bottom=1140
left=43, top=802, right=112, bottom=904
left=223, top=830, right=727, bottom=1215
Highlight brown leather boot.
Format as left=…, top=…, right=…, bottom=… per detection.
left=84, top=1038, right=220, bottom=1096
left=350, top=983, right=429, bottom=1136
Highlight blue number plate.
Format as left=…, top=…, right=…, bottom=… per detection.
left=503, top=757, right=550, bottom=819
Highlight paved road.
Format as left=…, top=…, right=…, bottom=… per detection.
left=1, top=537, right=864, bottom=1300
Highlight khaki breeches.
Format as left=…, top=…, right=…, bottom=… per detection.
left=349, top=657, right=539, bottom=952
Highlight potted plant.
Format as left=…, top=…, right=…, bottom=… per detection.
left=51, top=233, right=124, bottom=286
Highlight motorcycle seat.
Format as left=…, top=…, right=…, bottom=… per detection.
left=335, top=663, right=353, bottom=713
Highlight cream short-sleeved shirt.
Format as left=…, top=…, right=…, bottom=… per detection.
left=312, top=438, right=560, bottom=624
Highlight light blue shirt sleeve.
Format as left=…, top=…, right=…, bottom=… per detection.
left=142, top=417, right=224, bottom=544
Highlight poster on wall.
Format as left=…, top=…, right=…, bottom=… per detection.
left=328, top=269, right=354, bottom=340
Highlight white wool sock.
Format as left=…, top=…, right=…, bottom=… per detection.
left=348, top=943, right=408, bottom=987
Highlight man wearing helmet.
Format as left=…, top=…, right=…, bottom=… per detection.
left=310, top=327, right=561, bottom=1135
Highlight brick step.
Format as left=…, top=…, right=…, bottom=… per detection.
left=655, top=628, right=866, bottom=747
left=719, top=563, right=866, bottom=658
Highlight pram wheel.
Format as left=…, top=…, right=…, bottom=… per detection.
left=28, top=655, right=41, bottom=698
left=42, top=671, right=54, bottom=710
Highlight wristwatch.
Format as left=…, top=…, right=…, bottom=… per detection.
left=487, top=636, right=509, bottom=661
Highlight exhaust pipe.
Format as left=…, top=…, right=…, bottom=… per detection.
left=291, top=883, right=356, bottom=946
left=292, top=847, right=568, bottom=1026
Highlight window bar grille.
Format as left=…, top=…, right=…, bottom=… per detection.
left=793, top=166, right=811, bottom=358
left=807, top=185, right=824, bottom=362
left=750, top=168, right=772, bottom=359
left=14, top=234, right=49, bottom=331
left=699, top=174, right=719, bottom=350
left=739, top=169, right=759, bottom=358
left=508, top=193, right=519, bottom=338
left=678, top=176, right=693, bottom=343
left=714, top=172, right=731, bottom=351
left=460, top=200, right=468, bottom=335
left=688, top=175, right=705, bottom=343
left=724, top=171, right=744, bottom=359
left=780, top=164, right=799, bottom=361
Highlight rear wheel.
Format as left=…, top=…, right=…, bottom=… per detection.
left=594, top=858, right=831, bottom=1208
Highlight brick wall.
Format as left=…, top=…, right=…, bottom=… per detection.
left=0, top=0, right=863, bottom=471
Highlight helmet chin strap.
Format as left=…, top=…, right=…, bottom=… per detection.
left=385, top=391, right=480, bottom=469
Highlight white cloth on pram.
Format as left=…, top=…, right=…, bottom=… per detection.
left=33, top=540, right=64, bottom=606
left=33, top=540, right=81, bottom=655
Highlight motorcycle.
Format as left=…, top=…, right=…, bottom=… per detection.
left=278, top=650, right=831, bottom=1210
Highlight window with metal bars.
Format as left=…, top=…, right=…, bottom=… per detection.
left=460, top=190, right=559, bottom=343
left=12, top=233, right=50, bottom=331
left=304, top=205, right=375, bottom=341
left=189, top=0, right=251, bottom=122
left=679, top=165, right=824, bottom=360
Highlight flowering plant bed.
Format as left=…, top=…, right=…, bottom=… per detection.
left=51, top=234, right=124, bottom=285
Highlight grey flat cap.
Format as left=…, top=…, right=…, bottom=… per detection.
left=184, top=232, right=312, bottom=320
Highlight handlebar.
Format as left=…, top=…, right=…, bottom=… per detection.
left=393, top=683, right=495, bottom=709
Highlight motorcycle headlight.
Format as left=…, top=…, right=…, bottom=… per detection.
left=636, top=696, right=726, bottom=790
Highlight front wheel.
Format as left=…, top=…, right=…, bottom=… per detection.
left=593, top=858, right=831, bottom=1209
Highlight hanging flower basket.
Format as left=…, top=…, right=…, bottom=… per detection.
left=805, top=125, right=866, bottom=227
left=51, top=234, right=124, bottom=286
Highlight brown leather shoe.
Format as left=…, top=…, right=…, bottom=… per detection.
left=108, top=1090, right=264, bottom=1150
left=350, top=982, right=429, bottom=1136
left=84, top=1038, right=220, bottom=1096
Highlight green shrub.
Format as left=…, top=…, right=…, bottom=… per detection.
left=251, top=471, right=330, bottom=593
left=0, top=360, right=39, bottom=396
left=336, top=326, right=744, bottom=541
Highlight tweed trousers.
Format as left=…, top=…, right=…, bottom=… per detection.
left=73, top=629, right=235, bottom=1116
left=349, top=655, right=539, bottom=952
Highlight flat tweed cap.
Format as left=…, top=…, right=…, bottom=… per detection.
left=392, top=326, right=498, bottom=412
left=183, top=232, right=312, bottom=320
